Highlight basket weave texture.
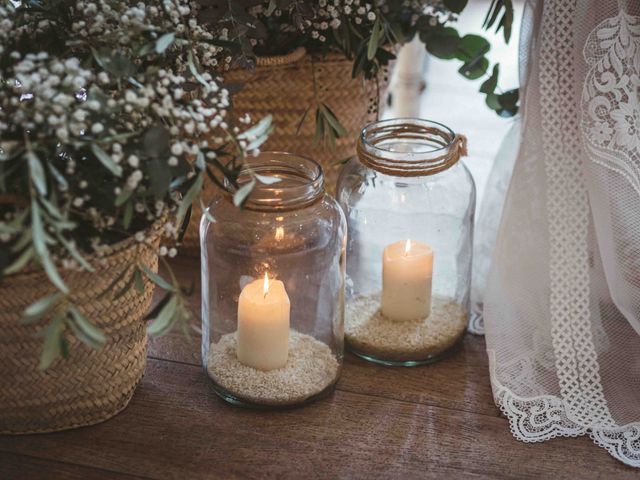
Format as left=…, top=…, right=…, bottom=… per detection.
left=0, top=224, right=162, bottom=434
left=182, top=48, right=385, bottom=252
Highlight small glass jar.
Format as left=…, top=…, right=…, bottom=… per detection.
left=201, top=152, right=346, bottom=408
left=337, top=119, right=475, bottom=366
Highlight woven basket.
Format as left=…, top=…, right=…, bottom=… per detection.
left=182, top=47, right=387, bottom=252
left=0, top=224, right=162, bottom=434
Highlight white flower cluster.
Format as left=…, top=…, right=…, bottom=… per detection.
left=1, top=54, right=96, bottom=144
left=0, top=0, right=253, bottom=262
left=73, top=0, right=224, bottom=69
left=252, top=0, right=446, bottom=43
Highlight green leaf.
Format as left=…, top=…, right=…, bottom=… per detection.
left=123, top=201, right=133, bottom=229
left=27, top=151, right=47, bottom=195
left=147, top=294, right=178, bottom=337
left=148, top=158, right=171, bottom=200
left=141, top=264, right=174, bottom=291
left=92, top=48, right=136, bottom=78
left=31, top=202, right=68, bottom=294
left=187, top=51, right=210, bottom=92
left=444, top=0, right=469, bottom=13
left=68, top=306, right=106, bottom=349
left=38, top=314, right=66, bottom=370
left=134, top=268, right=145, bottom=293
left=485, top=92, right=501, bottom=110
left=238, top=115, right=273, bottom=141
left=91, top=143, right=123, bottom=177
left=456, top=34, right=491, bottom=62
left=23, top=292, right=62, bottom=323
left=367, top=18, right=382, bottom=61
left=459, top=56, right=490, bottom=80
left=115, top=187, right=133, bottom=207
left=176, top=174, right=203, bottom=222
left=319, top=104, right=348, bottom=137
left=4, top=246, right=35, bottom=275
left=480, top=64, right=500, bottom=94
left=143, top=126, right=170, bottom=158
left=155, top=32, right=175, bottom=54
left=425, top=27, right=461, bottom=60
left=233, top=179, right=256, bottom=208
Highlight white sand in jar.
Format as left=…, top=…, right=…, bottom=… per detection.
left=345, top=294, right=467, bottom=362
left=207, top=330, right=339, bottom=406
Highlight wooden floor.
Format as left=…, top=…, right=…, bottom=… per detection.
left=0, top=257, right=635, bottom=479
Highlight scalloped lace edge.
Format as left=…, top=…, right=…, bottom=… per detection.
left=490, top=358, right=640, bottom=467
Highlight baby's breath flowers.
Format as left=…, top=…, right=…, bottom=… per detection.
left=0, top=0, right=270, bottom=368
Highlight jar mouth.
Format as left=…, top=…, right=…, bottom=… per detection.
left=358, top=118, right=466, bottom=177
left=227, top=152, right=324, bottom=211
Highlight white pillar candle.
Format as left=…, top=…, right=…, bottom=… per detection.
left=381, top=239, right=433, bottom=321
left=237, top=273, right=290, bottom=370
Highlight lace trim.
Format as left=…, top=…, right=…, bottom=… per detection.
left=581, top=11, right=640, bottom=197
left=539, top=0, right=615, bottom=428
left=489, top=350, right=640, bottom=467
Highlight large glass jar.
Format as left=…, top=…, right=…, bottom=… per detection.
left=337, top=119, right=475, bottom=366
left=201, top=152, right=346, bottom=408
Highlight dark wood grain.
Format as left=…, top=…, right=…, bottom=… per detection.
left=0, top=258, right=634, bottom=479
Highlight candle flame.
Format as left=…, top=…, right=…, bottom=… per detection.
left=404, top=239, right=411, bottom=256
left=263, top=272, right=269, bottom=298
left=275, top=226, right=284, bottom=241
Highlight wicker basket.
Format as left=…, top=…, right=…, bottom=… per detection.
left=182, top=47, right=387, bottom=252
left=0, top=223, right=162, bottom=434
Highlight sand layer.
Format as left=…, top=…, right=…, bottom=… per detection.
left=345, top=294, right=467, bottom=362
left=207, top=330, right=339, bottom=406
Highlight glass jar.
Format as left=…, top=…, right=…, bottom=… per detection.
left=201, top=152, right=346, bottom=408
left=336, top=118, right=475, bottom=366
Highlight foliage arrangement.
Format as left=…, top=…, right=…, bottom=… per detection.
left=0, top=0, right=271, bottom=368
left=198, top=0, right=518, bottom=146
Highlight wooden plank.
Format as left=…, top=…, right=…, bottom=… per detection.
left=0, top=359, right=632, bottom=479
left=0, top=452, right=148, bottom=480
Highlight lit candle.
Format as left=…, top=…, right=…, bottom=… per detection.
left=236, top=273, right=290, bottom=370
left=381, top=239, right=433, bottom=321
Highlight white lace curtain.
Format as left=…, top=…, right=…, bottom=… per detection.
left=474, top=0, right=640, bottom=467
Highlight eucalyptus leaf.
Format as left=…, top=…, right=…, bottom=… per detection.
left=23, top=292, right=62, bottom=322
left=141, top=264, right=174, bottom=291
left=238, top=115, right=272, bottom=140
left=155, top=32, right=176, bottom=54
left=480, top=64, right=500, bottom=94
left=443, top=0, right=468, bottom=13
left=176, top=173, right=203, bottom=222
left=123, top=200, right=133, bottom=229
left=31, top=202, right=68, bottom=294
left=27, top=151, right=47, bottom=196
left=38, top=314, right=66, bottom=370
left=134, top=267, right=145, bottom=293
left=68, top=306, right=106, bottom=349
left=233, top=179, right=256, bottom=208
left=4, top=246, right=35, bottom=275
left=91, top=143, right=123, bottom=177
left=187, top=51, right=210, bottom=91
left=367, top=18, right=382, bottom=61
left=147, top=294, right=178, bottom=337
left=143, top=126, right=170, bottom=158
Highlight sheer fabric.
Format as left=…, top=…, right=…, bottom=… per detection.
left=482, top=0, right=640, bottom=467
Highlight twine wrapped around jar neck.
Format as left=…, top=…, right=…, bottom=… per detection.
left=356, top=120, right=468, bottom=177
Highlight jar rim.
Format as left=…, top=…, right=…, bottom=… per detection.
left=225, top=151, right=325, bottom=211
left=361, top=118, right=456, bottom=154
left=358, top=118, right=467, bottom=177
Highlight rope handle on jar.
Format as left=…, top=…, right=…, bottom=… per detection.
left=356, top=125, right=468, bottom=177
